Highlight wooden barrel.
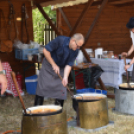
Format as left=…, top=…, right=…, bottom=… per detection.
left=21, top=105, right=67, bottom=134
left=74, top=93, right=109, bottom=129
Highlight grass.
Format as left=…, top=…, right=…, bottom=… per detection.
left=0, top=76, right=134, bottom=134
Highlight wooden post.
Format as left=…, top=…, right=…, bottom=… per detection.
left=81, top=0, right=108, bottom=91
left=69, top=0, right=94, bottom=37
left=84, top=0, right=108, bottom=45
left=58, top=8, right=72, bottom=31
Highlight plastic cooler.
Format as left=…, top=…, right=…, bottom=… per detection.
left=76, top=88, right=107, bottom=95
left=25, top=75, right=38, bottom=95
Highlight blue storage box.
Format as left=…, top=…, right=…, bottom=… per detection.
left=15, top=48, right=39, bottom=60
left=76, top=88, right=107, bottom=95
left=88, top=88, right=95, bottom=93
left=76, top=90, right=84, bottom=94
left=25, top=75, right=38, bottom=95
left=96, top=89, right=102, bottom=94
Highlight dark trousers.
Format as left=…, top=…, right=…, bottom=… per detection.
left=34, top=95, right=64, bottom=107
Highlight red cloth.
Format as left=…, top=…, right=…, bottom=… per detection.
left=0, top=62, right=24, bottom=97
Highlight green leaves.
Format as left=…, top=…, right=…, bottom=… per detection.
left=32, top=6, right=56, bottom=44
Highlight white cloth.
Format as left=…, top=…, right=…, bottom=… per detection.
left=130, top=31, right=134, bottom=46
left=91, top=58, right=133, bottom=89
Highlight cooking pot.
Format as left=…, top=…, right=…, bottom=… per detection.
left=72, top=93, right=106, bottom=111
left=72, top=93, right=109, bottom=129
left=24, top=105, right=62, bottom=116
left=115, top=83, right=134, bottom=115
left=119, top=82, right=134, bottom=90
left=22, top=105, right=67, bottom=134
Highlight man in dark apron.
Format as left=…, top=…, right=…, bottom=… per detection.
left=34, top=33, right=84, bottom=107
left=122, top=17, right=134, bottom=77
left=0, top=60, right=7, bottom=95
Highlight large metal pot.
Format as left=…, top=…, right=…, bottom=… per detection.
left=115, top=83, right=134, bottom=115
left=22, top=105, right=67, bottom=134
left=73, top=93, right=109, bottom=129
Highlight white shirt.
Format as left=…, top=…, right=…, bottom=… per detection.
left=130, top=31, right=134, bottom=46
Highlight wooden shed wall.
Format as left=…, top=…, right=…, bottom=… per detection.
left=0, top=1, right=35, bottom=79
left=57, top=4, right=134, bottom=57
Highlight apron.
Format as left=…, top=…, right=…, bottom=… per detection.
left=36, top=58, right=67, bottom=100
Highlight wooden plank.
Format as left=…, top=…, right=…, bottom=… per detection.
left=0, top=0, right=34, bottom=81
left=84, top=0, right=108, bottom=45
left=69, top=0, right=94, bottom=37
left=109, top=0, right=134, bottom=5
left=58, top=8, right=72, bottom=30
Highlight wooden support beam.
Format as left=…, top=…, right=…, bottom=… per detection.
left=81, top=47, right=91, bottom=62
left=97, top=77, right=107, bottom=91
left=81, top=0, right=108, bottom=91
left=107, top=93, right=115, bottom=99
left=58, top=8, right=72, bottom=31
left=84, top=0, right=108, bottom=45
left=69, top=0, right=94, bottom=37
left=34, top=2, right=61, bottom=36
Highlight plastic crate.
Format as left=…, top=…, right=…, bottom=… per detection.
left=25, top=75, right=38, bottom=95
left=76, top=88, right=107, bottom=95
left=15, top=48, right=39, bottom=60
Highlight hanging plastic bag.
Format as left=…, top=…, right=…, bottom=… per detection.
left=83, top=65, right=104, bottom=88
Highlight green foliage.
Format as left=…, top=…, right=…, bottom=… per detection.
left=32, top=6, right=56, bottom=44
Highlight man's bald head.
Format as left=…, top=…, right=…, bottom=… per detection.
left=71, top=33, right=85, bottom=43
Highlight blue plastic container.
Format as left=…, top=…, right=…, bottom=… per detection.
left=76, top=88, right=91, bottom=94
left=96, top=89, right=102, bottom=94
left=25, top=75, right=38, bottom=95
left=76, top=90, right=84, bottom=94
left=102, top=90, right=107, bottom=95
left=76, top=88, right=107, bottom=95
left=88, top=88, right=95, bottom=93
left=15, top=48, right=39, bottom=60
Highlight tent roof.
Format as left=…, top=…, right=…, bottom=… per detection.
left=0, top=0, right=134, bottom=7
left=40, top=0, right=89, bottom=8
left=35, top=0, right=134, bottom=8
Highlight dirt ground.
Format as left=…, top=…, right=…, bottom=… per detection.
left=0, top=80, right=134, bottom=134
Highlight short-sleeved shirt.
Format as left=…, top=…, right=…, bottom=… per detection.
left=130, top=31, right=134, bottom=46
left=45, top=36, right=79, bottom=68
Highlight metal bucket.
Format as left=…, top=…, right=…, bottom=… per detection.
left=22, top=105, right=67, bottom=134
left=73, top=93, right=109, bottom=129
left=115, top=83, right=134, bottom=115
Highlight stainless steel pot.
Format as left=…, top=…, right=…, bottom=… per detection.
left=115, top=83, right=134, bottom=115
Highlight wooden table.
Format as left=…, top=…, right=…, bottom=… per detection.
left=71, top=63, right=97, bottom=93
left=17, top=59, right=42, bottom=78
